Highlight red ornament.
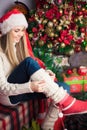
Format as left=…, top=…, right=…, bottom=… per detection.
left=67, top=69, right=73, bottom=75
left=77, top=11, right=83, bottom=16
left=80, top=27, right=85, bottom=33
left=75, top=46, right=81, bottom=52
left=64, top=10, right=68, bottom=15
left=78, top=67, right=87, bottom=76
left=32, top=27, right=38, bottom=33
left=75, top=39, right=82, bottom=45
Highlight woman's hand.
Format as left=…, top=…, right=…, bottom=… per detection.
left=30, top=80, right=46, bottom=92
left=45, top=69, right=56, bottom=81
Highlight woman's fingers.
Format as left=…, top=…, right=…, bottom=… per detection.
left=30, top=80, right=46, bottom=92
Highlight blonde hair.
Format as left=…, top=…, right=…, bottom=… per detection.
left=0, top=31, right=29, bottom=67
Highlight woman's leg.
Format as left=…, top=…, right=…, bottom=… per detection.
left=8, top=57, right=87, bottom=117
left=8, top=57, right=70, bottom=104
left=8, top=57, right=46, bottom=104
left=30, top=68, right=87, bottom=116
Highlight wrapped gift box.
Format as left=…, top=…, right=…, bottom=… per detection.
left=64, top=76, right=84, bottom=93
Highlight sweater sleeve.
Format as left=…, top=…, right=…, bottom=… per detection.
left=0, top=57, right=33, bottom=96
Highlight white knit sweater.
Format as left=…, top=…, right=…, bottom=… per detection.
left=0, top=51, right=33, bottom=106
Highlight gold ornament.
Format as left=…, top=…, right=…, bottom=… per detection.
left=56, top=25, right=62, bottom=31
left=74, top=18, right=78, bottom=22
left=72, top=44, right=75, bottom=48
left=35, top=16, right=39, bottom=21
left=49, top=32, right=55, bottom=37
left=59, top=9, right=63, bottom=14
left=39, top=18, right=44, bottom=23
left=42, top=19, right=48, bottom=24
left=47, top=43, right=53, bottom=48
left=52, top=19, right=57, bottom=23
left=82, top=8, right=85, bottom=11
left=43, top=4, right=49, bottom=9
left=38, top=40, right=44, bottom=46
left=60, top=19, right=64, bottom=25
left=54, top=34, right=58, bottom=37
left=45, top=27, right=52, bottom=34
left=47, top=21, right=54, bottom=28
left=69, top=49, right=74, bottom=55
left=65, top=20, right=70, bottom=25
left=29, top=33, right=33, bottom=39
left=61, top=43, right=65, bottom=48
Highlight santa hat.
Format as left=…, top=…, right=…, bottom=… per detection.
left=0, top=9, right=28, bottom=35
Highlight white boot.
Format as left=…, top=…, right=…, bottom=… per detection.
left=30, top=68, right=66, bottom=103
left=41, top=102, right=59, bottom=130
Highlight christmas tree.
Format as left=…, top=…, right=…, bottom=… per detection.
left=27, top=0, right=87, bottom=81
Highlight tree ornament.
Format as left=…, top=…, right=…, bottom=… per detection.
left=80, top=27, right=85, bottom=33
left=29, top=33, right=33, bottom=39
left=47, top=21, right=54, bottom=28
left=43, top=4, right=49, bottom=9
left=74, top=18, right=78, bottom=22
left=82, top=7, right=85, bottom=11
left=33, top=36, right=38, bottom=41
left=61, top=43, right=66, bottom=48
left=59, top=9, right=63, bottom=14
left=72, top=44, right=76, bottom=49
left=67, top=69, right=73, bottom=75
left=42, top=19, right=48, bottom=25
left=75, top=46, right=81, bottom=52
left=35, top=15, right=39, bottom=21
left=38, top=40, right=44, bottom=46
left=78, top=11, right=83, bottom=16
left=47, top=43, right=53, bottom=48
left=45, top=27, right=52, bottom=34
left=54, top=34, right=58, bottom=37
left=77, top=5, right=81, bottom=10
left=65, top=20, right=70, bottom=25
left=49, top=32, right=55, bottom=37
left=52, top=18, right=57, bottom=23
left=56, top=25, right=62, bottom=31
left=78, top=67, right=87, bottom=76
left=68, top=49, right=74, bottom=56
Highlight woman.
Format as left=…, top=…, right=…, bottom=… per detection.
left=0, top=9, right=87, bottom=130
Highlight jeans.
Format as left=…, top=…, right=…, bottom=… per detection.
left=8, top=57, right=70, bottom=104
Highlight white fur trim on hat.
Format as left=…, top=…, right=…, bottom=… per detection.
left=0, top=13, right=28, bottom=35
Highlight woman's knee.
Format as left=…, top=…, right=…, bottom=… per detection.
left=24, top=57, right=41, bottom=75
left=24, top=57, right=35, bottom=63
left=24, top=57, right=40, bottom=67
